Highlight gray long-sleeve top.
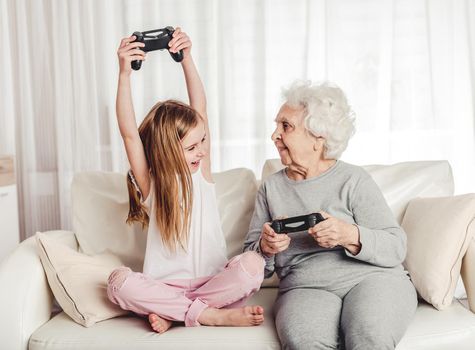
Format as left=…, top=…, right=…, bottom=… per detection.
left=243, top=160, right=407, bottom=279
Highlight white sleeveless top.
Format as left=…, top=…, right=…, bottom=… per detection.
left=141, top=169, right=228, bottom=280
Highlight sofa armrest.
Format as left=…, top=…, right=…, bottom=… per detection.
left=461, top=220, right=475, bottom=313
left=0, top=230, right=76, bottom=350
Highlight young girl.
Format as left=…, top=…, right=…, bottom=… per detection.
left=106, top=28, right=265, bottom=333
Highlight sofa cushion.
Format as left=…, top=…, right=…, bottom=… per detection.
left=28, top=287, right=475, bottom=350
left=401, top=194, right=475, bottom=310
left=29, top=289, right=280, bottom=350
left=36, top=232, right=127, bottom=327
left=261, top=159, right=455, bottom=223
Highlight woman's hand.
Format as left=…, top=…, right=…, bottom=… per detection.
left=259, top=223, right=291, bottom=257
left=169, top=27, right=192, bottom=61
left=117, top=36, right=146, bottom=76
left=308, top=211, right=361, bottom=255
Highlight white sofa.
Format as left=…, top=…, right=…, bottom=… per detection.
left=1, top=159, right=475, bottom=350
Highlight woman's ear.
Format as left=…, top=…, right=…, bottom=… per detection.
left=313, top=136, right=324, bottom=152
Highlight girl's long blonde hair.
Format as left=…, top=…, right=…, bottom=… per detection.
left=126, top=100, right=201, bottom=253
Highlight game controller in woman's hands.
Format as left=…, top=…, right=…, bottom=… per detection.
left=271, top=213, right=326, bottom=233
left=131, top=26, right=184, bottom=70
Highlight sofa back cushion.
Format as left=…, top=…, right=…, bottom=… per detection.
left=71, top=160, right=455, bottom=272
left=71, top=168, right=257, bottom=269
left=262, top=159, right=455, bottom=223
left=71, top=172, right=147, bottom=271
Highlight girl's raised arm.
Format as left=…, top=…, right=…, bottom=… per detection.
left=116, top=36, right=151, bottom=199
left=169, top=28, right=212, bottom=182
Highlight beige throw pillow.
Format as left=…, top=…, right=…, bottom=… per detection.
left=36, top=232, right=127, bottom=327
left=401, top=194, right=475, bottom=310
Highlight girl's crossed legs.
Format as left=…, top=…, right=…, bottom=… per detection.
left=107, top=251, right=265, bottom=332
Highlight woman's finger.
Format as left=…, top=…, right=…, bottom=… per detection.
left=265, top=233, right=287, bottom=244
left=263, top=223, right=276, bottom=236
left=309, top=220, right=332, bottom=233
left=274, top=240, right=290, bottom=251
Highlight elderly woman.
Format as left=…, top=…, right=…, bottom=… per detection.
left=244, top=81, right=417, bottom=350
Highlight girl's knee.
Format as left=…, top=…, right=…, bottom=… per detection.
left=239, top=251, right=265, bottom=276
left=107, top=266, right=132, bottom=303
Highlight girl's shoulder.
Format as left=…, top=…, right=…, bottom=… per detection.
left=194, top=167, right=215, bottom=187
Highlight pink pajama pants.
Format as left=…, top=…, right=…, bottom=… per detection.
left=107, top=251, right=265, bottom=327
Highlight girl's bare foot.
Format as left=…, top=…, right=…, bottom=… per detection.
left=198, top=305, right=265, bottom=326
left=148, top=313, right=173, bottom=333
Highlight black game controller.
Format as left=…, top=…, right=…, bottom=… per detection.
left=131, top=26, right=184, bottom=70
left=271, top=213, right=325, bottom=233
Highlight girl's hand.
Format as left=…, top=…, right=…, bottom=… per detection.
left=117, top=36, right=146, bottom=76
left=308, top=211, right=361, bottom=254
left=169, top=27, right=192, bottom=60
left=259, top=223, right=291, bottom=257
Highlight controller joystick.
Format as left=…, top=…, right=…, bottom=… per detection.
left=271, top=213, right=325, bottom=233
left=131, top=26, right=184, bottom=70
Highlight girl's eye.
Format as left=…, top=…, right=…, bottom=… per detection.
left=188, top=146, right=195, bottom=151
left=201, top=137, right=206, bottom=143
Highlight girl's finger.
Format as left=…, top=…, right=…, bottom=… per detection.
left=173, top=42, right=191, bottom=53
left=126, top=41, right=145, bottom=49
left=128, top=55, right=146, bottom=61
left=118, top=43, right=145, bottom=56
left=169, top=32, right=185, bottom=46
left=120, top=36, right=136, bottom=48
left=125, top=49, right=146, bottom=57
left=170, top=37, right=189, bottom=51
left=173, top=27, right=181, bottom=36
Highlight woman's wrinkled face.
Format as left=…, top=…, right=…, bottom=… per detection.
left=271, top=104, right=319, bottom=167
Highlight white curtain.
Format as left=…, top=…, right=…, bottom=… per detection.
left=1, top=0, right=474, bottom=240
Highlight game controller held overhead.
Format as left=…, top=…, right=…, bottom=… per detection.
left=131, top=26, right=184, bottom=70
left=271, top=213, right=326, bottom=233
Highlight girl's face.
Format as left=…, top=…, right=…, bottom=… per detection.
left=181, top=120, right=207, bottom=173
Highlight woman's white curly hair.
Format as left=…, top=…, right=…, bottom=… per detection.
left=283, top=80, right=356, bottom=159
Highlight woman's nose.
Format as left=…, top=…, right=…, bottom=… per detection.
left=271, top=129, right=280, bottom=142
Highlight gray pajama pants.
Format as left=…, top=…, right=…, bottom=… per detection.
left=274, top=250, right=417, bottom=350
